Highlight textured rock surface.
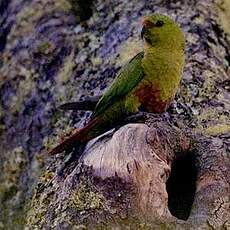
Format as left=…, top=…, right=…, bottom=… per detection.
left=0, top=0, right=229, bottom=229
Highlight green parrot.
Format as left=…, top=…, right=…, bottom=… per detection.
left=49, top=14, right=185, bottom=155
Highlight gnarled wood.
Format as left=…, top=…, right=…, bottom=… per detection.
left=81, top=121, right=190, bottom=220
left=0, top=0, right=229, bottom=229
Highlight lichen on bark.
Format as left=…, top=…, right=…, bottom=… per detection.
left=0, top=0, right=229, bottom=229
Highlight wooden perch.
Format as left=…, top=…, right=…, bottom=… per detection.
left=26, top=115, right=229, bottom=229
left=1, top=0, right=229, bottom=229
left=52, top=116, right=228, bottom=229
left=81, top=120, right=191, bottom=220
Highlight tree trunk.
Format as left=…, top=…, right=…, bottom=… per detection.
left=0, top=0, right=229, bottom=229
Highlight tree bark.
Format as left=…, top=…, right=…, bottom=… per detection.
left=0, top=0, right=229, bottom=229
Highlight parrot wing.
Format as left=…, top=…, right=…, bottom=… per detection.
left=93, top=51, right=145, bottom=117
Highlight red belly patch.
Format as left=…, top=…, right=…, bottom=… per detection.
left=134, top=83, right=170, bottom=113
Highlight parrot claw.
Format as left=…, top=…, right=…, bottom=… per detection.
left=124, top=112, right=153, bottom=123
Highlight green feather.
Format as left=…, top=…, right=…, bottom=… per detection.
left=93, top=52, right=145, bottom=117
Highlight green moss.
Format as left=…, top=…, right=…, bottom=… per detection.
left=199, top=70, right=216, bottom=98
left=40, top=170, right=55, bottom=183
left=8, top=71, right=36, bottom=115
left=70, top=184, right=104, bottom=211
left=198, top=108, right=218, bottom=122
left=54, top=0, right=72, bottom=12
left=217, top=0, right=230, bottom=43
left=71, top=224, right=87, bottom=229
left=138, top=222, right=152, bottom=230
left=25, top=187, right=55, bottom=228
left=36, top=41, right=54, bottom=55
left=0, top=204, right=27, bottom=230
left=9, top=0, right=71, bottom=44
left=0, top=147, right=27, bottom=197
left=0, top=147, right=28, bottom=229
left=12, top=5, right=43, bottom=40
left=204, top=124, right=230, bottom=136
left=0, top=185, right=18, bottom=203
left=196, top=107, right=230, bottom=135
left=56, top=51, right=75, bottom=84
left=0, top=124, right=5, bottom=137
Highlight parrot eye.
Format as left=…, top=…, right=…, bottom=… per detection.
left=155, top=20, right=164, bottom=27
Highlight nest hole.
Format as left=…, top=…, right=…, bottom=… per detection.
left=166, top=152, right=197, bottom=220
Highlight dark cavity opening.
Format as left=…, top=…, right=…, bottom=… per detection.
left=166, top=152, right=197, bottom=220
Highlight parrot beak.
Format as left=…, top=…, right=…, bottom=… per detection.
left=141, top=19, right=155, bottom=40
left=142, top=19, right=155, bottom=28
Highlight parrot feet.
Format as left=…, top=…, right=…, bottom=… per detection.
left=124, top=111, right=154, bottom=123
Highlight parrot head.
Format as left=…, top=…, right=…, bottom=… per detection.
left=141, top=14, right=185, bottom=51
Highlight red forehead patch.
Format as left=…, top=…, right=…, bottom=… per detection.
left=142, top=19, right=155, bottom=29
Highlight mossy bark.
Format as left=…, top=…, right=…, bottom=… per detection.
left=0, top=0, right=229, bottom=229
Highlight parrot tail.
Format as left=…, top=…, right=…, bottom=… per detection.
left=59, top=96, right=101, bottom=111
left=48, top=117, right=102, bottom=155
